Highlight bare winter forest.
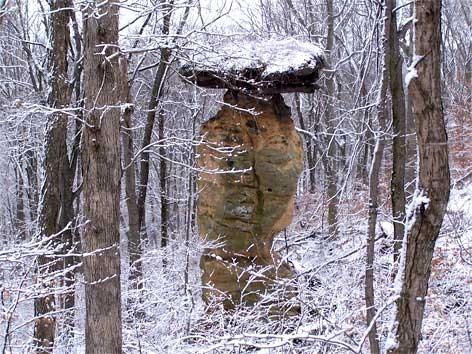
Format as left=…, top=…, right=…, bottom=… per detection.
left=0, top=0, right=471, bottom=353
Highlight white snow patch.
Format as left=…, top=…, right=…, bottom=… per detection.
left=405, top=54, right=423, bottom=87
left=448, top=182, right=472, bottom=217
left=404, top=189, right=430, bottom=233
left=385, top=327, right=399, bottom=351
left=289, top=259, right=306, bottom=274
left=379, top=221, right=394, bottom=238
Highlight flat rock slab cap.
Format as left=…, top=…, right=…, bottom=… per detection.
left=180, top=38, right=325, bottom=94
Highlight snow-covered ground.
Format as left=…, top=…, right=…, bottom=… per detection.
left=1, top=182, right=471, bottom=353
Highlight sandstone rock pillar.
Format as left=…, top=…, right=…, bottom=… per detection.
left=197, top=91, right=303, bottom=312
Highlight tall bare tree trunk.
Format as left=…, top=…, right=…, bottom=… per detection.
left=15, top=163, right=26, bottom=240
left=295, top=94, right=317, bottom=193
left=25, top=145, right=39, bottom=223
left=365, top=6, right=389, bottom=354
left=184, top=115, right=197, bottom=290
left=118, top=56, right=142, bottom=286
left=62, top=5, right=83, bottom=337
left=325, top=0, right=338, bottom=238
left=34, top=1, right=72, bottom=352
left=123, top=117, right=141, bottom=283
left=82, top=1, right=123, bottom=353
left=386, top=1, right=450, bottom=352
left=387, top=0, right=407, bottom=263
left=135, top=0, right=188, bottom=264
left=137, top=45, right=171, bottom=244
left=136, top=1, right=173, bottom=250
left=158, top=110, right=169, bottom=256
left=405, top=2, right=417, bottom=198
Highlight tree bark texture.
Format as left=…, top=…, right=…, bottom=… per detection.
left=15, top=164, right=26, bottom=240
left=62, top=6, right=82, bottom=334
left=387, top=1, right=450, bottom=353
left=404, top=2, right=417, bottom=198
left=82, top=1, right=123, bottom=353
left=34, top=1, right=72, bottom=352
left=118, top=58, right=142, bottom=285
left=25, top=144, right=39, bottom=223
left=387, top=0, right=407, bottom=263
left=365, top=6, right=390, bottom=354
left=325, top=0, right=339, bottom=238
left=158, top=110, right=169, bottom=255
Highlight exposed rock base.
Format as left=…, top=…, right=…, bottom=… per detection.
left=197, top=90, right=303, bottom=314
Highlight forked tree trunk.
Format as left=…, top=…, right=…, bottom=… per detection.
left=387, top=0, right=407, bottom=263
left=82, top=1, right=123, bottom=353
left=136, top=1, right=188, bottom=260
left=137, top=46, right=171, bottom=246
left=386, top=1, right=450, bottom=353
left=62, top=4, right=82, bottom=337
left=136, top=2, right=173, bottom=244
left=34, top=1, right=72, bottom=352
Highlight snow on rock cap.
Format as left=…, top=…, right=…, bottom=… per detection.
left=179, top=37, right=325, bottom=95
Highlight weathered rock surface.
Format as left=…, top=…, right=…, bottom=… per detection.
left=197, top=90, right=303, bottom=312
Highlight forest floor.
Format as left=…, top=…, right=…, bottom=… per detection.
left=1, top=181, right=471, bottom=354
